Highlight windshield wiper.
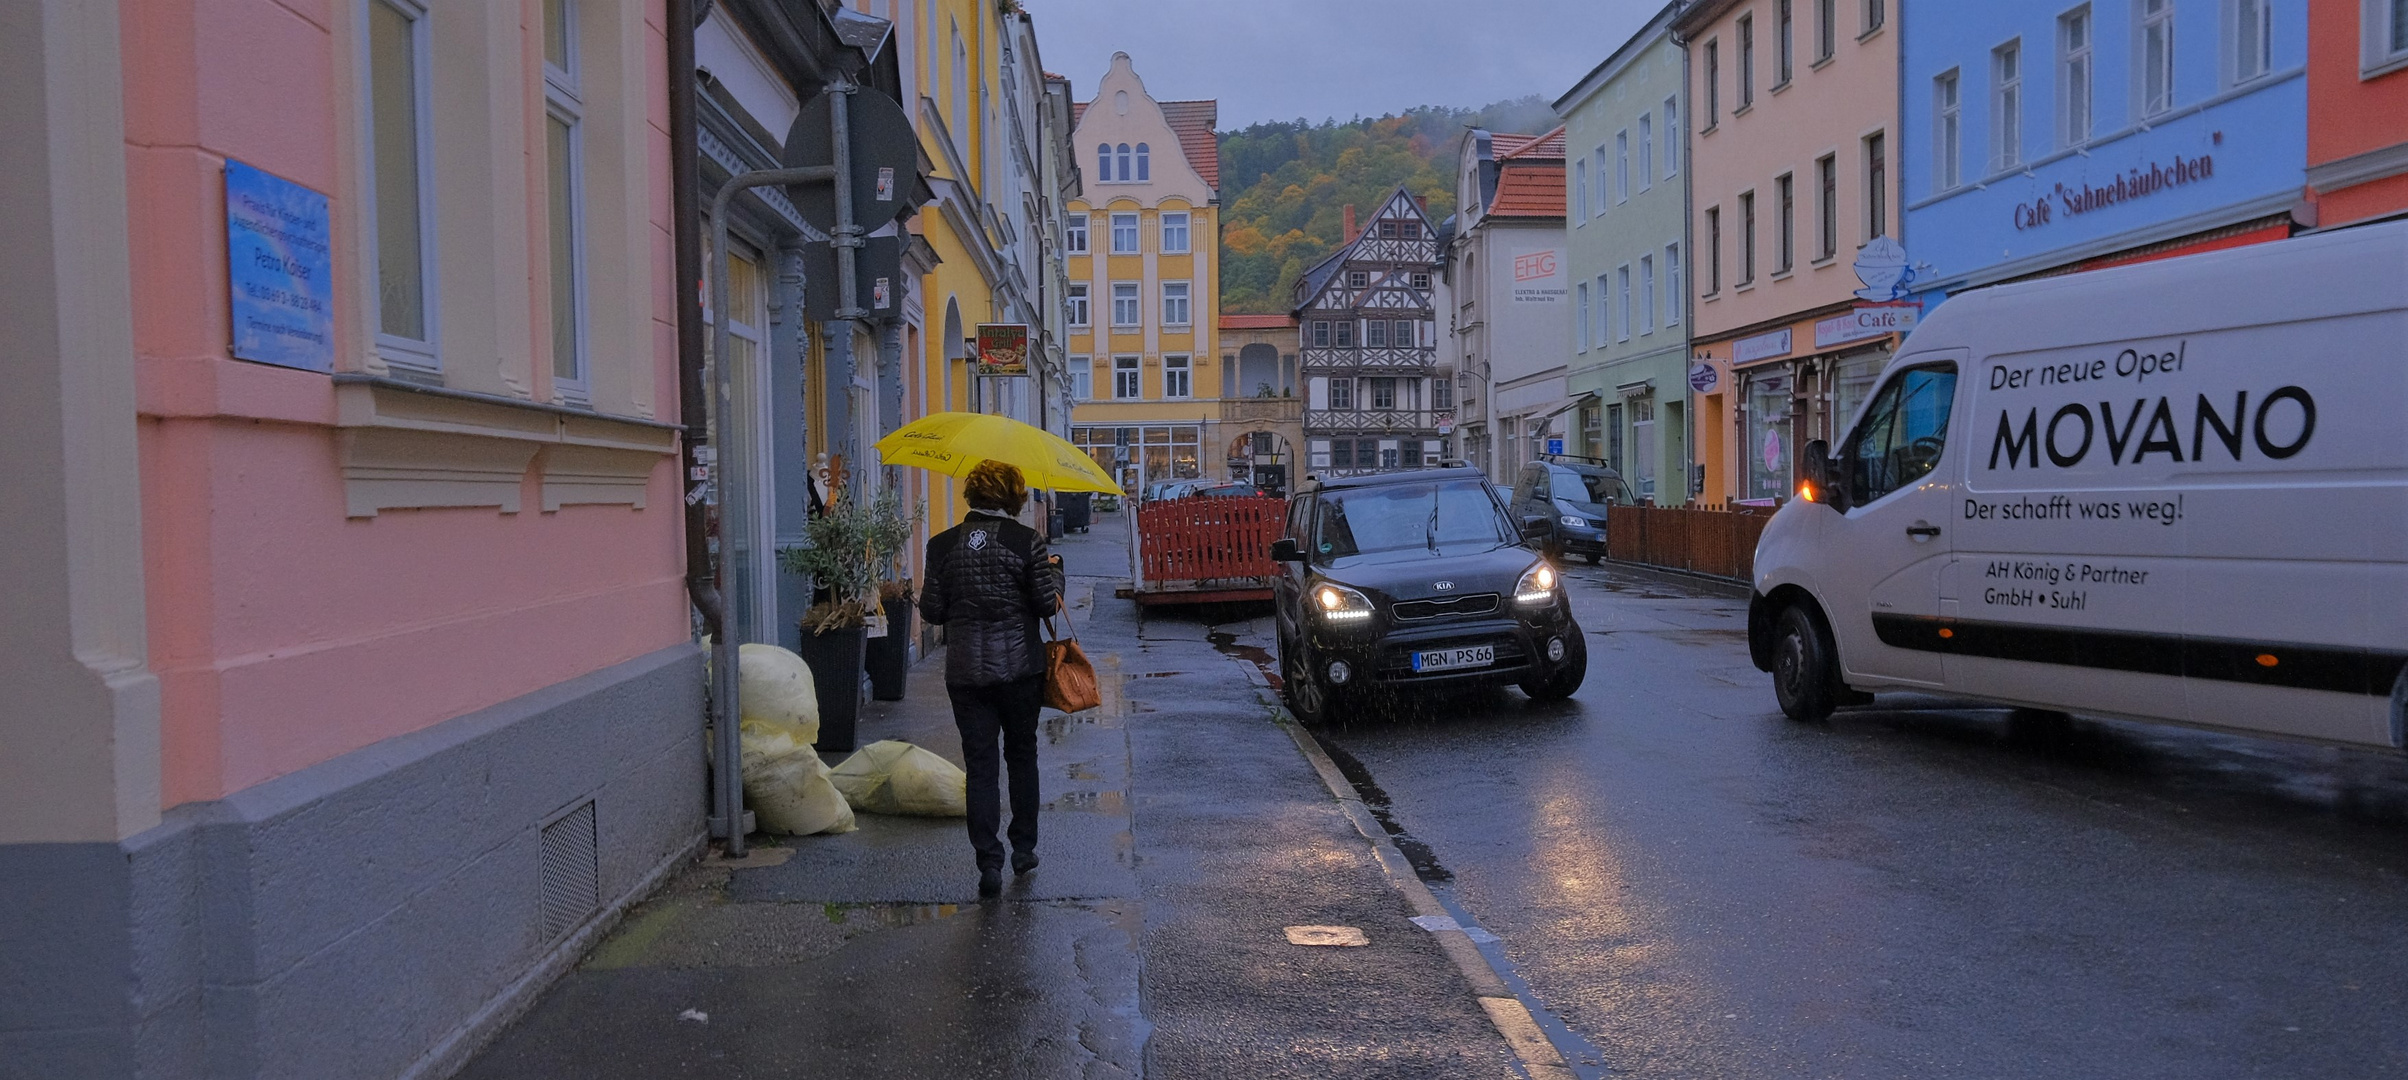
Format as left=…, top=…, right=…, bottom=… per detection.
left=1424, top=496, right=1441, bottom=554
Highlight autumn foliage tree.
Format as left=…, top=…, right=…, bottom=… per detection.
left=1217, top=96, right=1559, bottom=313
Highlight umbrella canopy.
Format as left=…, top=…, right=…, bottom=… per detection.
left=875, top=411, right=1122, bottom=494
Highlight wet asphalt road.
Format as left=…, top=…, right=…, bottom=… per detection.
left=1294, top=560, right=2408, bottom=1079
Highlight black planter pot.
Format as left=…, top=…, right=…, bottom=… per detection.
left=866, top=595, right=914, bottom=701
left=796, top=624, right=868, bottom=752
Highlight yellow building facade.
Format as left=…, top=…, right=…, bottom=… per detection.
left=1065, top=54, right=1225, bottom=492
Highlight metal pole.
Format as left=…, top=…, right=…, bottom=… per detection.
left=707, top=164, right=835, bottom=857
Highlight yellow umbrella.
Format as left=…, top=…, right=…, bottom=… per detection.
left=875, top=411, right=1122, bottom=494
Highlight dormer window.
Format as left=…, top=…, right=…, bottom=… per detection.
left=1347, top=270, right=1368, bottom=289
left=1379, top=221, right=1398, bottom=239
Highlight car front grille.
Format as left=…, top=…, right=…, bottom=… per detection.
left=1391, top=593, right=1502, bottom=621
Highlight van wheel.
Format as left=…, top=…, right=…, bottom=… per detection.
left=1770, top=605, right=1839, bottom=723
left=1585, top=553, right=1602, bottom=565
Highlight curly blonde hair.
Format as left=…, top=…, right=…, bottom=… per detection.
left=964, top=460, right=1028, bottom=514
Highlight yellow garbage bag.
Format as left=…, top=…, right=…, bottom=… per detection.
left=738, top=643, right=819, bottom=746
left=830, top=740, right=968, bottom=817
left=741, top=725, right=854, bottom=835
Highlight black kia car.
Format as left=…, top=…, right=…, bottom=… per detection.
left=1270, top=464, right=1588, bottom=723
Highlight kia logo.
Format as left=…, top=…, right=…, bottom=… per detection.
left=1433, top=581, right=1455, bottom=591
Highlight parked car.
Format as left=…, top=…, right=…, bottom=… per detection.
left=1751, top=219, right=2408, bottom=750
left=1193, top=482, right=1264, bottom=499
left=1509, top=459, right=1631, bottom=564
left=1270, top=464, right=1588, bottom=724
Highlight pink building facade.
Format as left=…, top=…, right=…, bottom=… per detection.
left=2, top=1, right=701, bottom=1075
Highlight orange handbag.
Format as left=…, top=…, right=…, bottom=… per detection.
left=1041, top=609, right=1101, bottom=713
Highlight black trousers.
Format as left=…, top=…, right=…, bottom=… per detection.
left=949, top=674, right=1045, bottom=870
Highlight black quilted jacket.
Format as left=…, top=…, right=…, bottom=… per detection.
left=920, top=511, right=1062, bottom=687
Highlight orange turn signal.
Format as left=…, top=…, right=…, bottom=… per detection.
left=2255, top=653, right=2279, bottom=668
left=1938, top=627, right=1955, bottom=639
left=1798, top=481, right=1817, bottom=503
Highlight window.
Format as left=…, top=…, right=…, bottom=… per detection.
left=1576, top=282, right=1590, bottom=350
left=1163, top=355, right=1190, bottom=398
left=2370, top=0, right=2408, bottom=72
left=1331, top=438, right=1352, bottom=469
left=1394, top=319, right=1415, bottom=347
left=1434, top=376, right=1453, bottom=409
left=1595, top=274, right=1612, bottom=346
left=1311, top=320, right=1331, bottom=347
left=1638, top=116, right=1654, bottom=192
left=1411, top=272, right=1432, bottom=291
left=368, top=0, right=435, bottom=367
left=1664, top=97, right=1681, bottom=174
left=1740, top=191, right=1757, bottom=284
left=1370, top=377, right=1397, bottom=409
left=1593, top=149, right=1611, bottom=215
left=1379, top=220, right=1398, bottom=239
left=1110, top=212, right=1139, bottom=253
left=1818, top=0, right=1837, bottom=60
left=1161, top=281, right=1190, bottom=326
left=1639, top=255, right=1656, bottom=334
left=1616, top=130, right=1630, bottom=202
left=1706, top=207, right=1723, bottom=293
left=1335, top=320, right=1354, bottom=347
left=1865, top=132, right=1887, bottom=238
left=1573, top=159, right=1589, bottom=223
left=1665, top=244, right=1682, bottom=325
left=1845, top=365, right=1959, bottom=503
left=1778, top=0, right=1795, bottom=84
left=1934, top=70, right=1962, bottom=189
left=1329, top=377, right=1354, bottom=409
left=1866, top=0, right=1886, bottom=33
left=2060, top=7, right=2093, bottom=146
left=1135, top=143, right=1151, bottom=181
left=1097, top=143, right=1112, bottom=183
left=543, top=0, right=585, bottom=393
left=2141, top=0, right=2176, bottom=116
left=2231, top=0, right=2271, bottom=83
left=1065, top=214, right=1088, bottom=252
left=1992, top=40, right=2023, bottom=173
left=1071, top=357, right=1091, bottom=400
left=1347, top=270, right=1368, bottom=290
left=1154, top=211, right=1188, bottom=253
left=1116, top=143, right=1133, bottom=181
left=1617, top=265, right=1632, bottom=342
left=1816, top=154, right=1837, bottom=260
left=1111, top=282, right=1139, bottom=326
left=1398, top=220, right=1420, bottom=239
left=1366, top=318, right=1388, bottom=348
left=1705, top=40, right=1722, bottom=125
left=1067, top=283, right=1090, bottom=327
left=1113, top=356, right=1140, bottom=399
left=1739, top=14, right=1757, bottom=106
left=1775, top=173, right=1795, bottom=273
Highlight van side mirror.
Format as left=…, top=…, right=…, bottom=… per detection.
left=1269, top=538, right=1305, bottom=563
left=1800, top=439, right=1850, bottom=511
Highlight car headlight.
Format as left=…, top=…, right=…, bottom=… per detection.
left=1515, top=562, right=1558, bottom=605
left=1558, top=514, right=1586, bottom=528
left=1313, top=581, right=1376, bottom=622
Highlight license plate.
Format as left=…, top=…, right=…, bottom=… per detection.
left=1412, top=645, right=1495, bottom=672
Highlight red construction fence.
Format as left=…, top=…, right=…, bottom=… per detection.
left=1603, top=503, right=1777, bottom=582
left=1134, top=496, right=1284, bottom=602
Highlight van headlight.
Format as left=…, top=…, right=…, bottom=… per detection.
left=1313, top=581, right=1376, bottom=622
left=1515, top=562, right=1557, bottom=605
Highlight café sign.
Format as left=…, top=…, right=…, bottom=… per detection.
left=1814, top=302, right=1920, bottom=348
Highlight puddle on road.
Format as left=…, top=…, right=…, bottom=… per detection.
left=1307, top=735, right=1452, bottom=884
left=1048, top=789, right=1128, bottom=814
left=1134, top=671, right=1188, bottom=679
left=820, top=901, right=967, bottom=929
left=1207, top=630, right=1284, bottom=690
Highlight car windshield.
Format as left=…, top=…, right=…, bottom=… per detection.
left=1551, top=469, right=1624, bottom=509
left=1312, top=480, right=1515, bottom=563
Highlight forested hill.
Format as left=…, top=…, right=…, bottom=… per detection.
left=1216, top=97, right=1560, bottom=314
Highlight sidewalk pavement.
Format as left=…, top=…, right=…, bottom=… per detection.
left=458, top=508, right=1523, bottom=1079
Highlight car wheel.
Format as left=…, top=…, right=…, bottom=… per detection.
left=1585, top=553, right=1602, bottom=565
left=1281, top=636, right=1332, bottom=725
left=1770, top=604, right=1839, bottom=723
left=1520, top=631, right=1588, bottom=702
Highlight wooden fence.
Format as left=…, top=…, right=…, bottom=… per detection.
left=1603, top=502, right=1777, bottom=582
left=1134, top=496, right=1285, bottom=603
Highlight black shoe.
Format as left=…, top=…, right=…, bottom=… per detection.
left=1011, top=850, right=1040, bottom=875
left=978, top=869, right=1003, bottom=898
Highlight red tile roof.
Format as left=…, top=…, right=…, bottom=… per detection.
left=1219, top=313, right=1295, bottom=329
left=1487, top=162, right=1566, bottom=218
left=1069, top=98, right=1220, bottom=191
left=1494, top=126, right=1567, bottom=161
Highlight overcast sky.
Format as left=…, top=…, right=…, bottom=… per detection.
left=1022, top=0, right=1663, bottom=129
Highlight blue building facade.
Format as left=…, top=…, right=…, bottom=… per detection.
left=1904, top=0, right=2308, bottom=300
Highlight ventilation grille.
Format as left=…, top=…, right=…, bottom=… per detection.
left=1392, top=593, right=1501, bottom=621
left=539, top=800, right=599, bottom=941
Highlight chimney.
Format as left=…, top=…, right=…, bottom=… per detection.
left=1342, top=204, right=1357, bottom=243
left=1415, top=195, right=1429, bottom=213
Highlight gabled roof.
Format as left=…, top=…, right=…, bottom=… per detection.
left=1069, top=97, right=1220, bottom=190
left=1288, top=186, right=1441, bottom=315
left=1493, top=127, right=1567, bottom=161
left=1488, top=164, right=1566, bottom=219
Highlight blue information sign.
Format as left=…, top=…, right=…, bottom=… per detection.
left=1546, top=437, right=1565, bottom=456
left=225, top=160, right=333, bottom=372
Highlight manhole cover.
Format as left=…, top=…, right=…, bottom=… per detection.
left=1283, top=925, right=1368, bottom=947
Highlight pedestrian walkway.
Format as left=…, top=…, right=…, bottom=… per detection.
left=460, top=507, right=1520, bottom=1078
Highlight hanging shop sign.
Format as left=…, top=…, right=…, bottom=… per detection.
left=224, top=160, right=333, bottom=373
left=1815, top=301, right=1921, bottom=348
left=974, top=323, right=1031, bottom=377
left=1853, top=235, right=1916, bottom=301
left=1688, top=360, right=1721, bottom=394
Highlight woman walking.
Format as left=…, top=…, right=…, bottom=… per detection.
left=918, top=461, right=1062, bottom=898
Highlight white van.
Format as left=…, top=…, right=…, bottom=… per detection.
left=1747, top=220, right=2408, bottom=750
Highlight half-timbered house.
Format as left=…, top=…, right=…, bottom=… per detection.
left=1293, top=188, right=1448, bottom=476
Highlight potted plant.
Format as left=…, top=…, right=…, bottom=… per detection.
left=862, top=491, right=924, bottom=702
left=778, top=497, right=878, bottom=752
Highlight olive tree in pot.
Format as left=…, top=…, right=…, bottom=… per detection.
left=862, top=491, right=924, bottom=701
left=777, top=497, right=878, bottom=752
